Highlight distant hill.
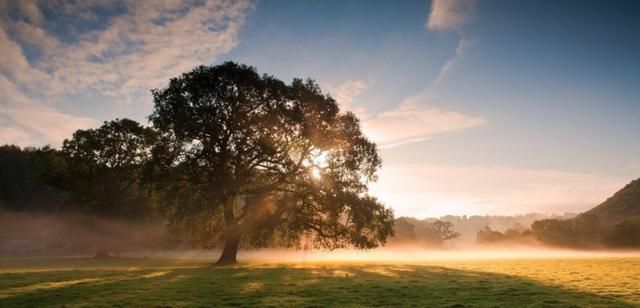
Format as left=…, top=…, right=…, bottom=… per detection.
left=529, top=177, right=640, bottom=248
left=583, top=177, right=640, bottom=229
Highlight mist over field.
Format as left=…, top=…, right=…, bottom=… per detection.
left=156, top=247, right=640, bottom=264
left=0, top=209, right=557, bottom=251
left=2, top=210, right=638, bottom=262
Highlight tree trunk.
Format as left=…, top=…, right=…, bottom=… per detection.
left=216, top=231, right=239, bottom=265
left=216, top=195, right=240, bottom=265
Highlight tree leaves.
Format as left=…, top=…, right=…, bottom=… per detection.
left=149, top=62, right=394, bottom=251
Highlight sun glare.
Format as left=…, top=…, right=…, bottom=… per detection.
left=308, top=151, right=328, bottom=179
left=312, top=151, right=328, bottom=167
left=311, top=167, right=322, bottom=179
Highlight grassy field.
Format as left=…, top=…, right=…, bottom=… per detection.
left=0, top=256, right=639, bottom=307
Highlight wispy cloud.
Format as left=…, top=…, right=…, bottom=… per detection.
left=0, top=0, right=253, bottom=147
left=434, top=37, right=472, bottom=84
left=344, top=0, right=482, bottom=150
left=426, top=0, right=474, bottom=31
left=371, top=163, right=633, bottom=218
left=14, top=0, right=43, bottom=25
left=0, top=75, right=98, bottom=146
left=329, top=79, right=374, bottom=117
left=363, top=99, right=485, bottom=149
left=328, top=78, right=484, bottom=149
left=426, top=0, right=476, bottom=84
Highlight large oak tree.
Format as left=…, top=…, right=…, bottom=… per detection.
left=150, top=62, right=394, bottom=264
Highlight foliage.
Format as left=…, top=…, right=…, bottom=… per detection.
left=531, top=213, right=619, bottom=248
left=476, top=226, right=506, bottom=244
left=0, top=145, right=65, bottom=212
left=389, top=218, right=459, bottom=246
left=49, top=119, right=159, bottom=220
left=428, top=220, right=460, bottom=243
left=604, top=216, right=640, bottom=248
left=530, top=219, right=577, bottom=247
left=390, top=217, right=417, bottom=242
left=150, top=62, right=394, bottom=263
left=476, top=225, right=535, bottom=245
left=398, top=213, right=577, bottom=244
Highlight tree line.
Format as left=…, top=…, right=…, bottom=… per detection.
left=476, top=213, right=640, bottom=248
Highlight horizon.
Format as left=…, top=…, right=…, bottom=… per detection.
left=2, top=0, right=640, bottom=218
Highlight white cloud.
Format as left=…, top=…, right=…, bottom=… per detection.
left=0, top=0, right=253, bottom=147
left=328, top=78, right=484, bottom=150
left=362, top=96, right=486, bottom=149
left=0, top=26, right=49, bottom=87
left=371, top=163, right=633, bottom=218
left=426, top=0, right=474, bottom=31
left=328, top=79, right=374, bottom=117
left=0, top=75, right=98, bottom=147
left=16, top=0, right=43, bottom=25
left=41, top=0, right=252, bottom=100
left=13, top=21, right=60, bottom=51
left=3, top=101, right=98, bottom=146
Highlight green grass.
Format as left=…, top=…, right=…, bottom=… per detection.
left=1, top=257, right=639, bottom=307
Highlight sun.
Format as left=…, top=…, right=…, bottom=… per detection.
left=311, top=167, right=322, bottom=179
left=308, top=151, right=329, bottom=179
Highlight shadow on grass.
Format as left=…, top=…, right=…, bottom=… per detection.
left=0, top=261, right=635, bottom=307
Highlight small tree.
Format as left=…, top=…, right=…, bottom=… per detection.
left=48, top=118, right=159, bottom=256
left=150, top=62, right=394, bottom=264
left=476, top=226, right=504, bottom=244
left=428, top=220, right=460, bottom=243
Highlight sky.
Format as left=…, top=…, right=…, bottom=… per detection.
left=1, top=0, right=639, bottom=218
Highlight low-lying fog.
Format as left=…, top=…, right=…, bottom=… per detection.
left=2, top=211, right=638, bottom=262
left=123, top=247, right=640, bottom=264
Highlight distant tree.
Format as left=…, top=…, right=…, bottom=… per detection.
left=476, top=225, right=536, bottom=245
left=570, top=213, right=601, bottom=247
left=0, top=145, right=65, bottom=212
left=476, top=226, right=505, bottom=244
left=150, top=62, right=394, bottom=264
left=427, top=220, right=460, bottom=244
left=390, top=217, right=417, bottom=243
left=604, top=217, right=640, bottom=248
left=530, top=219, right=577, bottom=247
left=53, top=119, right=158, bottom=219
left=46, top=119, right=159, bottom=257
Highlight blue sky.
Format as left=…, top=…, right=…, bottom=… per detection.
left=1, top=0, right=639, bottom=217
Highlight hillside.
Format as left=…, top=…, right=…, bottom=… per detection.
left=583, top=177, right=640, bottom=229
left=486, top=178, right=640, bottom=248
left=528, top=177, right=640, bottom=248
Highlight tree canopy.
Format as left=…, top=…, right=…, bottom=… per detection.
left=51, top=118, right=159, bottom=220
left=149, top=62, right=394, bottom=264
left=0, top=145, right=64, bottom=212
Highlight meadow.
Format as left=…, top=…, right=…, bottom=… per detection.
left=1, top=254, right=639, bottom=307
